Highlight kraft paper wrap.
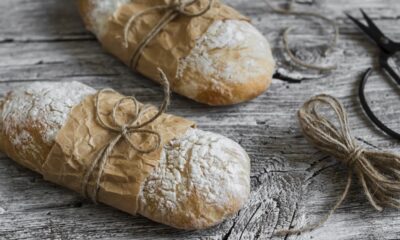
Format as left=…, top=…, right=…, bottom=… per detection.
left=41, top=91, right=195, bottom=215
left=99, top=0, right=249, bottom=84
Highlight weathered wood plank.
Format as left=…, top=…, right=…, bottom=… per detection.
left=1, top=0, right=400, bottom=239
left=0, top=0, right=91, bottom=42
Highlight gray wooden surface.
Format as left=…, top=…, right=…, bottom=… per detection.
left=1, top=0, right=400, bottom=239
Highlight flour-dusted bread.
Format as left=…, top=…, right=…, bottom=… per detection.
left=0, top=82, right=250, bottom=229
left=77, top=0, right=275, bottom=105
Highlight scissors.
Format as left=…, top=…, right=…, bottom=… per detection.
left=347, top=9, right=400, bottom=140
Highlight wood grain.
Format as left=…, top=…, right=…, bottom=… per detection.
left=1, top=0, right=400, bottom=239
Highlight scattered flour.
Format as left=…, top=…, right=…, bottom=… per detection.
left=89, top=0, right=130, bottom=36
left=177, top=20, right=273, bottom=84
left=1, top=82, right=95, bottom=160
left=139, top=128, right=250, bottom=227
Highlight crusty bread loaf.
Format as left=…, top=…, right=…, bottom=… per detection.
left=0, top=82, right=96, bottom=173
left=0, top=82, right=250, bottom=229
left=77, top=0, right=275, bottom=105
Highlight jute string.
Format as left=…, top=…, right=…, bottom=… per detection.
left=266, top=0, right=338, bottom=71
left=123, top=0, right=213, bottom=70
left=276, top=94, right=400, bottom=236
left=81, top=68, right=171, bottom=206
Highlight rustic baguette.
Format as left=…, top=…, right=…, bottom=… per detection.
left=78, top=0, right=275, bottom=105
left=0, top=82, right=250, bottom=229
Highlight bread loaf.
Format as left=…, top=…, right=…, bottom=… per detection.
left=77, top=0, right=275, bottom=105
left=0, top=82, right=250, bottom=229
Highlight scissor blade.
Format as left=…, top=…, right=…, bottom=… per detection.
left=360, top=9, right=387, bottom=40
left=346, top=13, right=378, bottom=41
left=346, top=13, right=372, bottom=36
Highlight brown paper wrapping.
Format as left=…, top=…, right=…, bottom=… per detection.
left=100, top=0, right=249, bottom=88
left=41, top=91, right=195, bottom=215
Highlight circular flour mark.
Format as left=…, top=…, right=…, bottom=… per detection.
left=0, top=207, right=5, bottom=214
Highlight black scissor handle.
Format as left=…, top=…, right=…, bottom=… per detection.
left=359, top=68, right=400, bottom=140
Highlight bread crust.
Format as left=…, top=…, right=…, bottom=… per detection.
left=138, top=128, right=250, bottom=229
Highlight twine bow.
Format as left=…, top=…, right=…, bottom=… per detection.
left=81, top=68, right=171, bottom=204
left=123, top=0, right=214, bottom=69
left=276, top=94, right=400, bottom=235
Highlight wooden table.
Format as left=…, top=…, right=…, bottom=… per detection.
left=1, top=0, right=400, bottom=239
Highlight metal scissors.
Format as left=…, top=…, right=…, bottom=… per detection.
left=347, top=9, right=400, bottom=139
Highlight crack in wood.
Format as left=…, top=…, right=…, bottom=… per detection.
left=0, top=37, right=95, bottom=44
left=283, top=202, right=299, bottom=240
left=222, top=216, right=238, bottom=240
left=0, top=75, right=121, bottom=84
left=305, top=162, right=340, bottom=182
left=239, top=202, right=263, bottom=240
left=305, top=155, right=331, bottom=171
left=355, top=137, right=381, bottom=150
left=270, top=197, right=282, bottom=238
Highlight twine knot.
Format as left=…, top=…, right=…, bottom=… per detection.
left=172, top=1, right=184, bottom=12
left=346, top=146, right=364, bottom=168
left=81, top=68, right=171, bottom=206
left=276, top=94, right=400, bottom=236
left=121, top=125, right=129, bottom=136
left=123, top=0, right=213, bottom=69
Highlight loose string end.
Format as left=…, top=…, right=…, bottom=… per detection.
left=157, top=67, right=171, bottom=110
left=274, top=171, right=353, bottom=236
